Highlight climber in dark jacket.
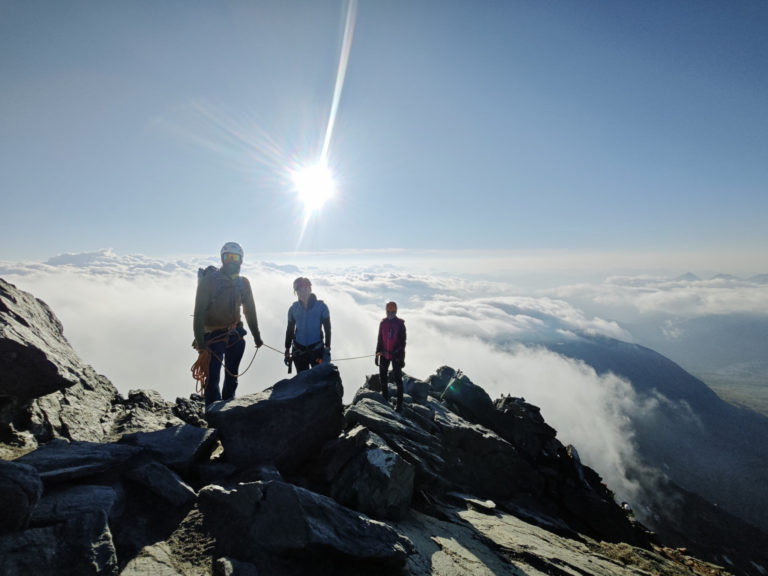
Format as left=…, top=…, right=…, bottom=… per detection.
left=193, top=242, right=262, bottom=406
left=376, top=301, right=406, bottom=411
left=285, top=277, right=331, bottom=373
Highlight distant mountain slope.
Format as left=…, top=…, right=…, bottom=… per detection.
left=625, top=314, right=768, bottom=375
left=548, top=334, right=768, bottom=533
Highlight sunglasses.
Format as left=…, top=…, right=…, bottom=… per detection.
left=222, top=253, right=242, bottom=263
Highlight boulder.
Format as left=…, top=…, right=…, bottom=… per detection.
left=435, top=369, right=496, bottom=429
left=124, top=460, right=196, bottom=507
left=329, top=431, right=414, bottom=520
left=172, top=394, right=207, bottom=427
left=1, top=485, right=119, bottom=576
left=29, top=484, right=118, bottom=526
left=118, top=423, right=217, bottom=474
left=108, top=389, right=185, bottom=440
left=14, top=439, right=143, bottom=484
left=320, top=424, right=370, bottom=481
left=403, top=375, right=429, bottom=403
left=27, top=375, right=119, bottom=443
left=119, top=542, right=184, bottom=576
left=345, top=397, right=446, bottom=493
left=491, top=395, right=559, bottom=460
left=431, top=400, right=541, bottom=500
left=0, top=516, right=118, bottom=576
left=0, top=460, right=43, bottom=533
left=198, top=480, right=413, bottom=569
left=0, top=278, right=101, bottom=403
left=205, top=362, right=344, bottom=473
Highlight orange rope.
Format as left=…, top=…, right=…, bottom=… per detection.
left=191, top=349, right=211, bottom=395
left=190, top=328, right=258, bottom=395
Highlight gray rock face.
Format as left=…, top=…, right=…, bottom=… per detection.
left=198, top=480, right=414, bottom=569
left=1, top=484, right=120, bottom=576
left=0, top=460, right=43, bottom=533
left=118, top=423, right=217, bottom=474
left=0, top=278, right=98, bottom=403
left=14, top=440, right=144, bottom=484
left=204, top=362, right=344, bottom=474
left=329, top=430, right=415, bottom=520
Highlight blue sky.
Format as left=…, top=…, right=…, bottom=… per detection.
left=1, top=0, right=767, bottom=271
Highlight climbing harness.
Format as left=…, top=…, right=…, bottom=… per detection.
left=190, top=328, right=258, bottom=395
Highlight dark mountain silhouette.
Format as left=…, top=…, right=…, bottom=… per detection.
left=547, top=334, right=768, bottom=535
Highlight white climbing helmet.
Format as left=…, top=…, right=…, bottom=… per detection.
left=220, top=242, right=244, bottom=261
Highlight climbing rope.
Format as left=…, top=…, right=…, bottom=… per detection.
left=193, top=338, right=375, bottom=395
left=260, top=342, right=374, bottom=363
left=190, top=328, right=259, bottom=395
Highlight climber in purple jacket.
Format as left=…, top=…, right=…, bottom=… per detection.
left=376, top=301, right=406, bottom=412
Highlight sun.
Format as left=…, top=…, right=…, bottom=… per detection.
left=291, top=162, right=336, bottom=215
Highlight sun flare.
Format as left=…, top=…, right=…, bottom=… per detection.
left=291, top=162, right=336, bottom=215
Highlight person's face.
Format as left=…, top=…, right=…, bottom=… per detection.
left=221, top=252, right=242, bottom=275
left=296, top=282, right=311, bottom=300
left=386, top=304, right=397, bottom=319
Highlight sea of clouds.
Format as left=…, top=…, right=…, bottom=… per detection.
left=3, top=248, right=767, bottom=504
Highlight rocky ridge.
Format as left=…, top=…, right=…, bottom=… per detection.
left=0, top=277, right=762, bottom=575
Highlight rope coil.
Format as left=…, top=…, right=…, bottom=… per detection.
left=190, top=328, right=258, bottom=395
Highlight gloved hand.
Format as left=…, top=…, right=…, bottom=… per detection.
left=254, top=333, right=263, bottom=348
left=192, top=339, right=208, bottom=352
left=374, top=353, right=380, bottom=367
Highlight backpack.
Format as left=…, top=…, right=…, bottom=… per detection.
left=197, top=266, right=245, bottom=319
left=197, top=266, right=244, bottom=293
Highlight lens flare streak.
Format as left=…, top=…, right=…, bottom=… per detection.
left=294, top=0, right=356, bottom=248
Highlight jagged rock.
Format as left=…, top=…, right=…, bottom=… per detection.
left=345, top=398, right=447, bottom=493
left=0, top=278, right=101, bottom=403
left=198, top=480, right=414, bottom=569
left=14, top=439, right=144, bottom=484
left=30, top=484, right=118, bottom=525
left=118, top=423, right=217, bottom=474
left=213, top=557, right=260, bottom=576
left=0, top=460, right=43, bottom=533
left=0, top=515, right=119, bottom=576
left=119, top=542, right=186, bottom=576
left=205, top=362, right=344, bottom=473
left=431, top=399, right=541, bottom=499
left=329, top=430, right=415, bottom=520
left=320, top=424, right=370, bottom=481
left=27, top=375, right=119, bottom=443
left=1, top=485, right=119, bottom=576
left=403, top=375, right=429, bottom=403
left=124, top=459, right=196, bottom=507
left=172, top=394, right=207, bottom=427
left=108, top=390, right=186, bottom=439
left=346, top=394, right=541, bottom=501
left=433, top=367, right=496, bottom=428
left=492, top=395, right=558, bottom=459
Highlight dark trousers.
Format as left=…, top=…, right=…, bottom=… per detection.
left=379, top=358, right=404, bottom=407
left=292, top=342, right=324, bottom=373
left=205, top=326, right=246, bottom=406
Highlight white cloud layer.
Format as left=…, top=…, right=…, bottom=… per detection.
left=2, top=249, right=767, bottom=503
